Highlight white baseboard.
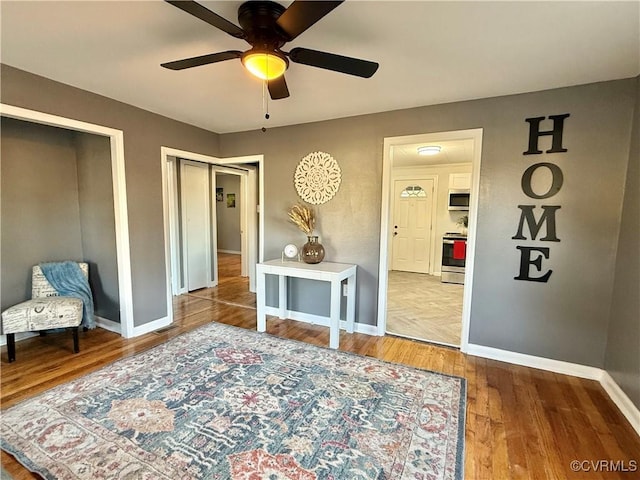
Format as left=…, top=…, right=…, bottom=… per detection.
left=467, top=343, right=640, bottom=436
left=601, top=371, right=640, bottom=436
left=131, top=315, right=172, bottom=337
left=466, top=343, right=603, bottom=380
left=95, top=316, right=122, bottom=334
left=218, top=250, right=241, bottom=255
left=0, top=331, right=38, bottom=346
left=263, top=306, right=378, bottom=336
left=1, top=317, right=122, bottom=346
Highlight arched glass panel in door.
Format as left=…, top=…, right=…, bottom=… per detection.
left=399, top=185, right=427, bottom=198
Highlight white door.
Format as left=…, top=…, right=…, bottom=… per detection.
left=182, top=161, right=211, bottom=291
left=392, top=179, right=434, bottom=273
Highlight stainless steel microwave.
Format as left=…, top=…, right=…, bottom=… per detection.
left=448, top=189, right=470, bottom=210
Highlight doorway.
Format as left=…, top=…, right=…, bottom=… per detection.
left=377, top=129, right=483, bottom=352
left=0, top=103, right=135, bottom=338
left=161, top=147, right=264, bottom=320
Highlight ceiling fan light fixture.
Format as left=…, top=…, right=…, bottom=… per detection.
left=417, top=145, right=442, bottom=156
left=242, top=50, right=288, bottom=80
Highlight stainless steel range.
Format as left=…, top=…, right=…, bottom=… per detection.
left=441, top=233, right=467, bottom=284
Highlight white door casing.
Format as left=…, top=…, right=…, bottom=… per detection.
left=161, top=147, right=264, bottom=313
left=391, top=179, right=434, bottom=273
left=377, top=128, right=484, bottom=353
left=0, top=103, right=136, bottom=338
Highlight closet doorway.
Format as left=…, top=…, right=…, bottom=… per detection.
left=0, top=103, right=134, bottom=338
left=161, top=147, right=263, bottom=316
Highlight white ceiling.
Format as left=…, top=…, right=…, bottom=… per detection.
left=393, top=139, right=473, bottom=167
left=1, top=1, right=638, bottom=134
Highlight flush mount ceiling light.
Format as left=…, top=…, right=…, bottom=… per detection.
left=417, top=145, right=442, bottom=156
left=241, top=50, right=289, bottom=80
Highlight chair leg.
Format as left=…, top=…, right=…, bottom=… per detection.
left=72, top=327, right=80, bottom=353
left=7, top=333, right=16, bottom=363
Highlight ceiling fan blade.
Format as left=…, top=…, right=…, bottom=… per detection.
left=268, top=76, right=290, bottom=100
left=288, top=47, right=379, bottom=78
left=165, top=0, right=245, bottom=39
left=276, top=0, right=343, bottom=41
left=161, top=50, right=242, bottom=70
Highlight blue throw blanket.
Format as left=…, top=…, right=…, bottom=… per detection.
left=40, top=261, right=95, bottom=329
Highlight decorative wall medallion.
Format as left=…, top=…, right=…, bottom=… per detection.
left=294, top=151, right=341, bottom=205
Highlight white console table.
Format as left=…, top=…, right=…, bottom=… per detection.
left=256, top=259, right=357, bottom=349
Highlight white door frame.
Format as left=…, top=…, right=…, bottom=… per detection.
left=213, top=165, right=253, bottom=277
left=211, top=155, right=263, bottom=292
left=161, top=147, right=263, bottom=312
left=0, top=103, right=135, bottom=337
left=377, top=128, right=483, bottom=353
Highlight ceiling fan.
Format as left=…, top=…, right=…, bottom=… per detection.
left=161, top=0, right=379, bottom=100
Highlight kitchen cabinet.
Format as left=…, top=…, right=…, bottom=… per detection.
left=449, top=172, right=471, bottom=190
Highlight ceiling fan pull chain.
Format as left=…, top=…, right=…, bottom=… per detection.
left=261, top=79, right=269, bottom=132
left=263, top=77, right=270, bottom=120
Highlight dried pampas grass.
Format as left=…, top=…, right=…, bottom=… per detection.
left=288, top=203, right=315, bottom=235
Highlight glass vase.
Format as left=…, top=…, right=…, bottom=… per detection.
left=301, top=236, right=325, bottom=264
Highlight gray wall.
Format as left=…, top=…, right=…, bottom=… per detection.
left=3, top=64, right=638, bottom=407
left=1, top=64, right=220, bottom=327
left=220, top=78, right=637, bottom=371
left=1, top=118, right=84, bottom=307
left=1, top=119, right=121, bottom=322
left=605, top=76, right=640, bottom=408
left=216, top=173, right=241, bottom=253
left=75, top=132, right=120, bottom=321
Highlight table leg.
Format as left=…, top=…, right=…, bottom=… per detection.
left=256, top=269, right=266, bottom=332
left=329, top=280, right=341, bottom=349
left=278, top=274, right=287, bottom=319
left=346, top=272, right=356, bottom=333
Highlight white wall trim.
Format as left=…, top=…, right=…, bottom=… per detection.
left=95, top=316, right=122, bottom=334
left=161, top=148, right=264, bottom=308
left=218, top=249, right=242, bottom=255
left=468, top=343, right=640, bottom=436
left=0, top=316, right=120, bottom=346
left=467, top=343, right=603, bottom=379
left=131, top=315, right=172, bottom=337
left=0, top=103, right=135, bottom=338
left=263, top=307, right=379, bottom=336
left=0, top=332, right=38, bottom=346
left=601, top=371, right=640, bottom=436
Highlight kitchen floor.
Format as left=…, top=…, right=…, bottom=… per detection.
left=386, top=270, right=463, bottom=346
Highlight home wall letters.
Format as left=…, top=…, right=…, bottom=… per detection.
left=513, top=114, right=570, bottom=282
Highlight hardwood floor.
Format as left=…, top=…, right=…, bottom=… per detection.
left=2, top=253, right=639, bottom=479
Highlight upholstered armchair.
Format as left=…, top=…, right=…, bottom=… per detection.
left=1, top=262, right=91, bottom=362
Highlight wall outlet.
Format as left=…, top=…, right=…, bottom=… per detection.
left=343, top=284, right=348, bottom=296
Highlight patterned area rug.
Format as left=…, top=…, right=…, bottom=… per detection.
left=1, top=322, right=466, bottom=479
